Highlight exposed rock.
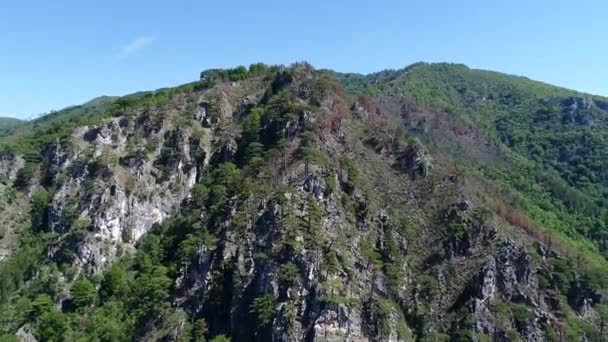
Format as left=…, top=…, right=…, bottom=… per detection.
left=303, top=174, right=325, bottom=200
left=4, top=63, right=607, bottom=342
left=46, top=113, right=203, bottom=272
left=567, top=280, right=601, bottom=318
left=352, top=101, right=370, bottom=121
left=561, top=97, right=595, bottom=126
left=313, top=306, right=367, bottom=342
left=461, top=239, right=550, bottom=340
left=211, top=138, right=238, bottom=164
left=396, top=145, right=430, bottom=179
left=0, top=151, right=24, bottom=181
left=16, top=325, right=37, bottom=342
left=41, top=140, right=71, bottom=184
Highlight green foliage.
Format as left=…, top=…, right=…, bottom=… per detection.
left=13, top=163, right=36, bottom=190
left=0, top=117, right=24, bottom=137
left=321, top=251, right=340, bottom=276
left=323, top=174, right=336, bottom=195
left=548, top=258, right=576, bottom=293
left=37, top=310, right=71, bottom=341
left=447, top=216, right=471, bottom=240
left=70, top=276, right=96, bottom=308
left=0, top=334, right=19, bottom=342
left=367, top=297, right=397, bottom=338
left=200, top=65, right=260, bottom=83
left=209, top=335, right=230, bottom=342
left=511, top=303, right=534, bottom=326
left=488, top=299, right=510, bottom=324
left=340, top=156, right=360, bottom=185
left=250, top=293, right=276, bottom=328
left=0, top=232, right=46, bottom=303
left=248, top=63, right=269, bottom=75
left=359, top=239, right=382, bottom=268
left=30, top=189, right=51, bottom=231
left=132, top=265, right=172, bottom=318
left=189, top=318, right=208, bottom=342
left=226, top=66, right=248, bottom=81
left=0, top=96, right=116, bottom=156
left=100, top=264, right=129, bottom=299
left=417, top=273, right=438, bottom=302
left=564, top=316, right=601, bottom=342
left=420, top=332, right=450, bottom=342
left=86, top=301, right=132, bottom=341
left=543, top=323, right=559, bottom=342
left=31, top=294, right=54, bottom=318
left=303, top=197, right=322, bottom=246
left=335, top=63, right=608, bottom=267
left=278, top=262, right=299, bottom=287
left=3, top=61, right=608, bottom=341
left=506, top=329, right=523, bottom=342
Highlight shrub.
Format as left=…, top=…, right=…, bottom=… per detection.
left=101, top=264, right=128, bottom=299
left=250, top=293, right=276, bottom=328
left=71, top=276, right=96, bottom=308
left=37, top=311, right=71, bottom=341
left=210, top=335, right=230, bottom=342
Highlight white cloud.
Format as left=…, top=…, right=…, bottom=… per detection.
left=116, top=35, right=156, bottom=60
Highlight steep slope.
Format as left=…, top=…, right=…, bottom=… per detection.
left=331, top=63, right=608, bottom=257
left=0, top=63, right=606, bottom=342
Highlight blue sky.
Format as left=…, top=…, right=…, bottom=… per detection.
left=1, top=0, right=607, bottom=118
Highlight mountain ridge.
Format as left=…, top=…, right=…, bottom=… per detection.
left=0, top=62, right=606, bottom=341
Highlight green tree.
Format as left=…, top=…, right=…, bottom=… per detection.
left=241, top=108, right=263, bottom=146
left=37, top=311, right=71, bottom=342
left=30, top=189, right=51, bottom=231
left=133, top=265, right=172, bottom=319
left=101, top=264, right=128, bottom=299
left=248, top=63, right=268, bottom=75
left=279, top=262, right=299, bottom=287
left=321, top=251, right=340, bottom=277
left=190, top=318, right=208, bottom=342
left=209, top=335, right=230, bottom=342
left=115, top=98, right=132, bottom=114
left=305, top=198, right=322, bottom=246
left=598, top=304, right=608, bottom=342
left=250, top=293, right=276, bottom=328
left=71, top=276, right=96, bottom=308
left=86, top=301, right=131, bottom=342
left=31, top=294, right=54, bottom=319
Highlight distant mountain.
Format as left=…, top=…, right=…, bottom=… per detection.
left=0, top=117, right=24, bottom=137
left=0, top=62, right=606, bottom=341
left=0, top=117, right=23, bottom=128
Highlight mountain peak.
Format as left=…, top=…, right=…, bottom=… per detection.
left=0, top=63, right=606, bottom=341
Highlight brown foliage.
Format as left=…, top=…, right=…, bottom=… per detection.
left=318, top=84, right=351, bottom=133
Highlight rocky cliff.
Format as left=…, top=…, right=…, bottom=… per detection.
left=0, top=63, right=606, bottom=342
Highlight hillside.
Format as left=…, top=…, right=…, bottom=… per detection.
left=0, top=62, right=606, bottom=342
left=0, top=118, right=24, bottom=137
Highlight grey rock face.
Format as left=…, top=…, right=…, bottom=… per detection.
left=352, top=101, right=370, bottom=121
left=561, top=97, right=595, bottom=126
left=16, top=326, right=37, bottom=342
left=462, top=239, right=560, bottom=341
left=397, top=145, right=430, bottom=179
left=303, top=174, right=325, bottom=201
left=46, top=113, right=206, bottom=273
left=41, top=140, right=71, bottom=181
left=0, top=151, right=24, bottom=181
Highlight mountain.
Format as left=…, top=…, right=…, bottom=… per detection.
left=0, top=117, right=24, bottom=137
left=0, top=117, right=23, bottom=127
left=0, top=62, right=606, bottom=341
